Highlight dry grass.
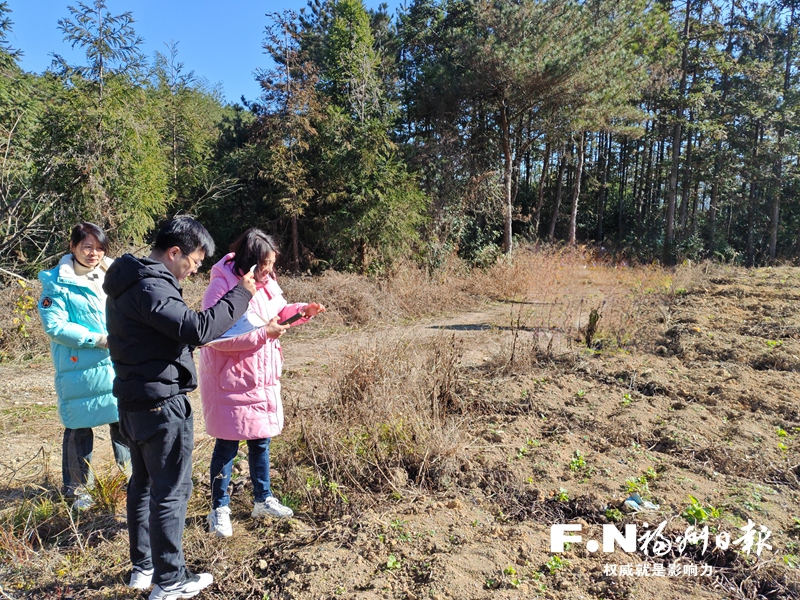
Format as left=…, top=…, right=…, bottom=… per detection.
left=0, top=247, right=719, bottom=599
left=0, top=247, right=706, bottom=361
left=273, top=334, right=469, bottom=514
left=279, top=256, right=478, bottom=327
left=0, top=277, right=50, bottom=362
left=86, top=467, right=128, bottom=515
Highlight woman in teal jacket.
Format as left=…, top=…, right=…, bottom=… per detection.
left=37, top=223, right=130, bottom=509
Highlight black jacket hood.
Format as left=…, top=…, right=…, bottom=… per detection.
left=103, top=253, right=179, bottom=300
left=104, top=252, right=251, bottom=408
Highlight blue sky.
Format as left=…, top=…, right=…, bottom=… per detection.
left=6, top=0, right=398, bottom=104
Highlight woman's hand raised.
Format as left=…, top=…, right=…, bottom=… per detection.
left=304, top=303, right=326, bottom=317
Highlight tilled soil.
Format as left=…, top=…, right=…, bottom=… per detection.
left=1, top=265, right=799, bottom=599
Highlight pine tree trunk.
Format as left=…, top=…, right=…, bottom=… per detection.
left=709, top=0, right=736, bottom=245
left=533, top=140, right=551, bottom=238
left=709, top=143, right=721, bottom=241
left=691, top=133, right=703, bottom=236
left=769, top=4, right=794, bottom=262
left=619, top=136, right=629, bottom=242
left=640, top=129, right=654, bottom=236
left=568, top=133, right=586, bottom=246
left=596, top=133, right=609, bottom=243
left=500, top=103, right=514, bottom=254
left=292, top=213, right=300, bottom=273
left=679, top=120, right=693, bottom=234
left=746, top=124, right=760, bottom=267
left=746, top=179, right=757, bottom=267
left=664, top=119, right=683, bottom=265
left=549, top=153, right=567, bottom=241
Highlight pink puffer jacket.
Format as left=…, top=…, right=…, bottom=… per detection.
left=199, top=254, right=310, bottom=440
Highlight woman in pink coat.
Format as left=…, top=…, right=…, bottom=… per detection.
left=200, top=229, right=324, bottom=537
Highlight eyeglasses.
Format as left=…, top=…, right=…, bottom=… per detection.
left=182, top=251, right=203, bottom=271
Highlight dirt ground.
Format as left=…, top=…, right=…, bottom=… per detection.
left=1, top=263, right=799, bottom=599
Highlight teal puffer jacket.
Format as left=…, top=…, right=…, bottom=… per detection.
left=37, top=255, right=119, bottom=429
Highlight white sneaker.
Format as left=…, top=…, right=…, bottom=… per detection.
left=148, top=572, right=213, bottom=600
left=128, top=566, right=154, bottom=590
left=251, top=496, right=293, bottom=519
left=207, top=506, right=233, bottom=538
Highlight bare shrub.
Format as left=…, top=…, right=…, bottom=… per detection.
left=476, top=249, right=714, bottom=375
left=464, top=246, right=567, bottom=301
left=0, top=277, right=49, bottom=362
left=275, top=335, right=469, bottom=511
left=179, top=272, right=211, bottom=310
left=382, top=256, right=474, bottom=319
left=281, top=271, right=386, bottom=327
left=279, top=258, right=477, bottom=328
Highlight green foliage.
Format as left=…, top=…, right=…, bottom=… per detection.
left=150, top=42, right=232, bottom=215
left=323, top=0, right=383, bottom=119
left=87, top=466, right=128, bottom=514
left=626, top=476, right=648, bottom=496
left=11, top=280, right=36, bottom=338
left=625, top=468, right=657, bottom=497
left=32, top=76, right=169, bottom=242
left=544, top=555, right=568, bottom=574
left=318, top=112, right=427, bottom=272
left=3, top=0, right=800, bottom=270
left=53, top=0, right=143, bottom=84
left=681, top=494, right=721, bottom=525
left=0, top=493, right=72, bottom=558
left=314, top=0, right=427, bottom=271
left=31, top=1, right=168, bottom=245
left=569, top=450, right=586, bottom=472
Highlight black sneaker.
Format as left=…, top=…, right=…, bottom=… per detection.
left=148, top=573, right=213, bottom=599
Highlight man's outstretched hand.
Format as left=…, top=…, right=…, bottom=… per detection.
left=240, top=271, right=257, bottom=297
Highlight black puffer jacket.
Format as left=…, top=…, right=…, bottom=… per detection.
left=104, top=254, right=251, bottom=411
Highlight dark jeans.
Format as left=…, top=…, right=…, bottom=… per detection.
left=210, top=437, right=272, bottom=509
left=118, top=395, right=194, bottom=588
left=62, top=423, right=131, bottom=496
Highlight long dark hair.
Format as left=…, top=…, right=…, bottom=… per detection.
left=70, top=222, right=109, bottom=253
left=227, top=228, right=280, bottom=277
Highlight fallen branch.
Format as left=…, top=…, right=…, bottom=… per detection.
left=0, top=266, right=30, bottom=283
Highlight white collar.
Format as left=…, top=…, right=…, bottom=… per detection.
left=57, top=254, right=113, bottom=280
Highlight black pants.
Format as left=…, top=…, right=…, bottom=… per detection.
left=119, top=395, right=194, bottom=587
left=61, top=422, right=131, bottom=496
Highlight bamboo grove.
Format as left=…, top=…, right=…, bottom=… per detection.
left=1, top=0, right=799, bottom=274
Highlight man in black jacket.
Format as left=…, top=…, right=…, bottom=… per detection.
left=104, top=218, right=256, bottom=600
